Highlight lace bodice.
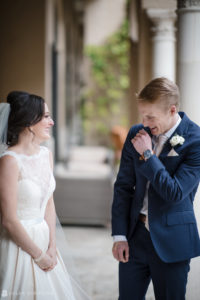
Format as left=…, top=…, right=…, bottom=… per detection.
left=0, top=146, right=56, bottom=220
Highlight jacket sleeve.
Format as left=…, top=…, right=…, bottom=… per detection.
left=111, top=127, right=137, bottom=236
left=138, top=140, right=200, bottom=204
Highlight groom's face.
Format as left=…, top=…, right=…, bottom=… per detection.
left=138, top=101, right=177, bottom=136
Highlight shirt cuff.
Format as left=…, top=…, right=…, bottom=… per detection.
left=113, top=235, right=127, bottom=242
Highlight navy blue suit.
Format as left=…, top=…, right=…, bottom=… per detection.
left=112, top=112, right=200, bottom=299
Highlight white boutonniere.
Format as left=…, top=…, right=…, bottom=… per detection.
left=169, top=134, right=185, bottom=148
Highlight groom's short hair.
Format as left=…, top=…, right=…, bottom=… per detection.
left=137, top=77, right=180, bottom=110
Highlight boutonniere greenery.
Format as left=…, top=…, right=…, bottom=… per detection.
left=169, top=134, right=185, bottom=148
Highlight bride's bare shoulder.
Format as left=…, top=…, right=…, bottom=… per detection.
left=0, top=154, right=18, bottom=166
left=0, top=150, right=19, bottom=170
left=0, top=155, right=19, bottom=186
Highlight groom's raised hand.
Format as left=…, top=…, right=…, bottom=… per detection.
left=112, top=241, right=129, bottom=263
left=131, top=129, right=152, bottom=155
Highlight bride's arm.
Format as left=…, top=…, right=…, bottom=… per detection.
left=44, top=195, right=57, bottom=265
left=0, top=155, right=53, bottom=270
left=44, top=150, right=57, bottom=267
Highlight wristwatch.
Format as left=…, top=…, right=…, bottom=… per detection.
left=143, top=149, right=153, bottom=161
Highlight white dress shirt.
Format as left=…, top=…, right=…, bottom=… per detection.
left=113, top=114, right=182, bottom=242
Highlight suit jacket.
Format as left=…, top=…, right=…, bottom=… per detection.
left=112, top=112, right=200, bottom=263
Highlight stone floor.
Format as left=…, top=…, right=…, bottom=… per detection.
left=61, top=224, right=200, bottom=300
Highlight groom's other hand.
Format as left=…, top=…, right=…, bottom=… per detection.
left=112, top=241, right=129, bottom=263
left=131, top=129, right=152, bottom=155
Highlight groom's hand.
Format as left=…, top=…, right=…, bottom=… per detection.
left=131, top=129, right=152, bottom=155
left=112, top=241, right=129, bottom=263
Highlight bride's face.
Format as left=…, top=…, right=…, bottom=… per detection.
left=30, top=103, right=54, bottom=142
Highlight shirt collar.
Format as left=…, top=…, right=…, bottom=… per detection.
left=163, top=114, right=181, bottom=138
left=152, top=114, right=182, bottom=143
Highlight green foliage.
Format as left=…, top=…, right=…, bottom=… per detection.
left=82, top=19, right=130, bottom=146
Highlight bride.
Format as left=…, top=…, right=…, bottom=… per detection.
left=0, top=91, right=89, bottom=299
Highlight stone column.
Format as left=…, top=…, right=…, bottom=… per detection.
left=146, top=9, right=176, bottom=81
left=177, top=3, right=200, bottom=299
left=177, top=0, right=200, bottom=125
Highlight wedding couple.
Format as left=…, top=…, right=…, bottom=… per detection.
left=1, top=77, right=200, bottom=300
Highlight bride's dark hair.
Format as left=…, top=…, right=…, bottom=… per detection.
left=7, top=91, right=45, bottom=146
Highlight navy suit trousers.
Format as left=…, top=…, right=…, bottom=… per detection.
left=119, top=221, right=190, bottom=300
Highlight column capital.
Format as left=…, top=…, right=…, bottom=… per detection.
left=146, top=9, right=176, bottom=40
left=146, top=9, right=176, bottom=81
left=146, top=8, right=176, bottom=26
left=178, top=0, right=200, bottom=9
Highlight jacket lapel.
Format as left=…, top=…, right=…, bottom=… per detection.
left=158, top=112, right=189, bottom=158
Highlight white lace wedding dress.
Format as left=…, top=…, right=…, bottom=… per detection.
left=0, top=146, right=80, bottom=300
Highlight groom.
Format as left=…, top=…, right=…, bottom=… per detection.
left=111, top=77, right=200, bottom=300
